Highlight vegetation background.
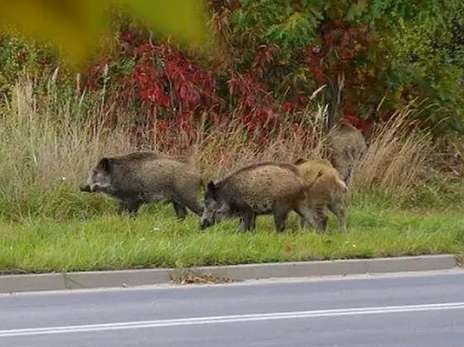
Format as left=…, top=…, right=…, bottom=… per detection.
left=0, top=0, right=463, bottom=273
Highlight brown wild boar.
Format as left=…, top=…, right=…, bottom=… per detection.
left=200, top=162, right=317, bottom=232
left=327, top=122, right=367, bottom=186
left=80, top=152, right=203, bottom=218
left=294, top=158, right=348, bottom=232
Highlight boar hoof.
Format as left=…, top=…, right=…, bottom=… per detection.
left=79, top=184, right=91, bottom=192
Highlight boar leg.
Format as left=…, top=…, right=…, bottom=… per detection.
left=299, top=206, right=327, bottom=231
left=239, top=210, right=256, bottom=231
left=295, top=204, right=321, bottom=231
left=118, top=199, right=142, bottom=216
left=315, top=206, right=328, bottom=231
left=344, top=165, right=353, bottom=187
left=273, top=205, right=289, bottom=232
left=79, top=183, right=91, bottom=192
left=328, top=201, right=347, bottom=232
left=320, top=214, right=328, bottom=231
left=172, top=202, right=188, bottom=220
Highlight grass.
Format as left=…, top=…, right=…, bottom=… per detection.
left=1, top=195, right=463, bottom=274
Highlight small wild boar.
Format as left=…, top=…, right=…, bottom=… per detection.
left=327, top=122, right=367, bottom=186
left=294, top=158, right=348, bottom=231
left=200, top=162, right=317, bottom=232
left=80, top=152, right=203, bottom=218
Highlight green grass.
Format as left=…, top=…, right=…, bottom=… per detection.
left=1, top=195, right=463, bottom=274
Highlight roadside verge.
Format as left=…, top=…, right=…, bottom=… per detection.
left=0, top=255, right=457, bottom=293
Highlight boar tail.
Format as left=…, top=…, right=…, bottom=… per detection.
left=335, top=177, right=348, bottom=193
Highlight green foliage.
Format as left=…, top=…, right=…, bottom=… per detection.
left=373, top=0, right=464, bottom=132
left=0, top=34, right=55, bottom=90
left=230, top=0, right=322, bottom=50
left=216, top=0, right=464, bottom=133
left=0, top=0, right=463, bottom=134
left=223, top=0, right=323, bottom=95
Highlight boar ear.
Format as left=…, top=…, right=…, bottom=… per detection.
left=294, top=158, right=306, bottom=165
left=97, top=157, right=113, bottom=172
left=206, top=181, right=217, bottom=198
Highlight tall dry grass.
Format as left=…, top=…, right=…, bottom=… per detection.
left=0, top=77, right=438, bottom=220
left=353, top=107, right=434, bottom=199
left=193, top=106, right=328, bottom=180
left=0, top=78, right=137, bottom=219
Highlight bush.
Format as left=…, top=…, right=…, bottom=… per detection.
left=0, top=1, right=463, bottom=136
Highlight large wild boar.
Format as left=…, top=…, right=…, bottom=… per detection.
left=327, top=122, right=367, bottom=186
left=199, top=162, right=317, bottom=232
left=294, top=158, right=348, bottom=232
left=80, top=152, right=203, bottom=218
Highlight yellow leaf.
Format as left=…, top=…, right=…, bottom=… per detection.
left=0, top=1, right=109, bottom=65
left=0, top=0, right=212, bottom=66
left=121, top=0, right=211, bottom=48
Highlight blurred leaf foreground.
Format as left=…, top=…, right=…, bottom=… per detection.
left=0, top=0, right=211, bottom=65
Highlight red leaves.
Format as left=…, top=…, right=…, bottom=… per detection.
left=99, top=29, right=285, bottom=141
left=165, top=59, right=184, bottom=81
left=229, top=73, right=256, bottom=99
left=306, top=21, right=381, bottom=129
left=178, top=82, right=201, bottom=110
left=144, top=85, right=170, bottom=107
left=84, top=19, right=381, bottom=145
left=307, top=22, right=369, bottom=80
left=343, top=110, right=372, bottom=134
left=283, top=101, right=295, bottom=113
left=134, top=61, right=170, bottom=107
left=228, top=71, right=280, bottom=133
left=107, top=37, right=218, bottom=116
left=307, top=46, right=327, bottom=83
left=156, top=44, right=215, bottom=113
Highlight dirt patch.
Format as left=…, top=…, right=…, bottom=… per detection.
left=171, top=269, right=234, bottom=285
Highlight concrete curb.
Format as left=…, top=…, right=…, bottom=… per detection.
left=0, top=255, right=457, bottom=293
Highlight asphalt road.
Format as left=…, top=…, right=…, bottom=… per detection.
left=1, top=270, right=464, bottom=347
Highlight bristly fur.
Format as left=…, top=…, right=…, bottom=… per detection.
left=294, top=158, right=348, bottom=231
left=328, top=122, right=367, bottom=186
left=217, top=161, right=299, bottom=187
left=82, top=151, right=203, bottom=218
left=109, top=151, right=191, bottom=164
left=201, top=161, right=316, bottom=232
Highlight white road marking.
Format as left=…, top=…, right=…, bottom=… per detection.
left=1, top=302, right=464, bottom=338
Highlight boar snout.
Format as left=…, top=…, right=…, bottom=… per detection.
left=79, top=183, right=92, bottom=192
left=200, top=218, right=212, bottom=230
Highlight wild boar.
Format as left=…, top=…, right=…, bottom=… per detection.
left=327, top=122, right=367, bottom=186
left=294, top=158, right=348, bottom=231
left=80, top=151, right=203, bottom=218
left=200, top=162, right=318, bottom=232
